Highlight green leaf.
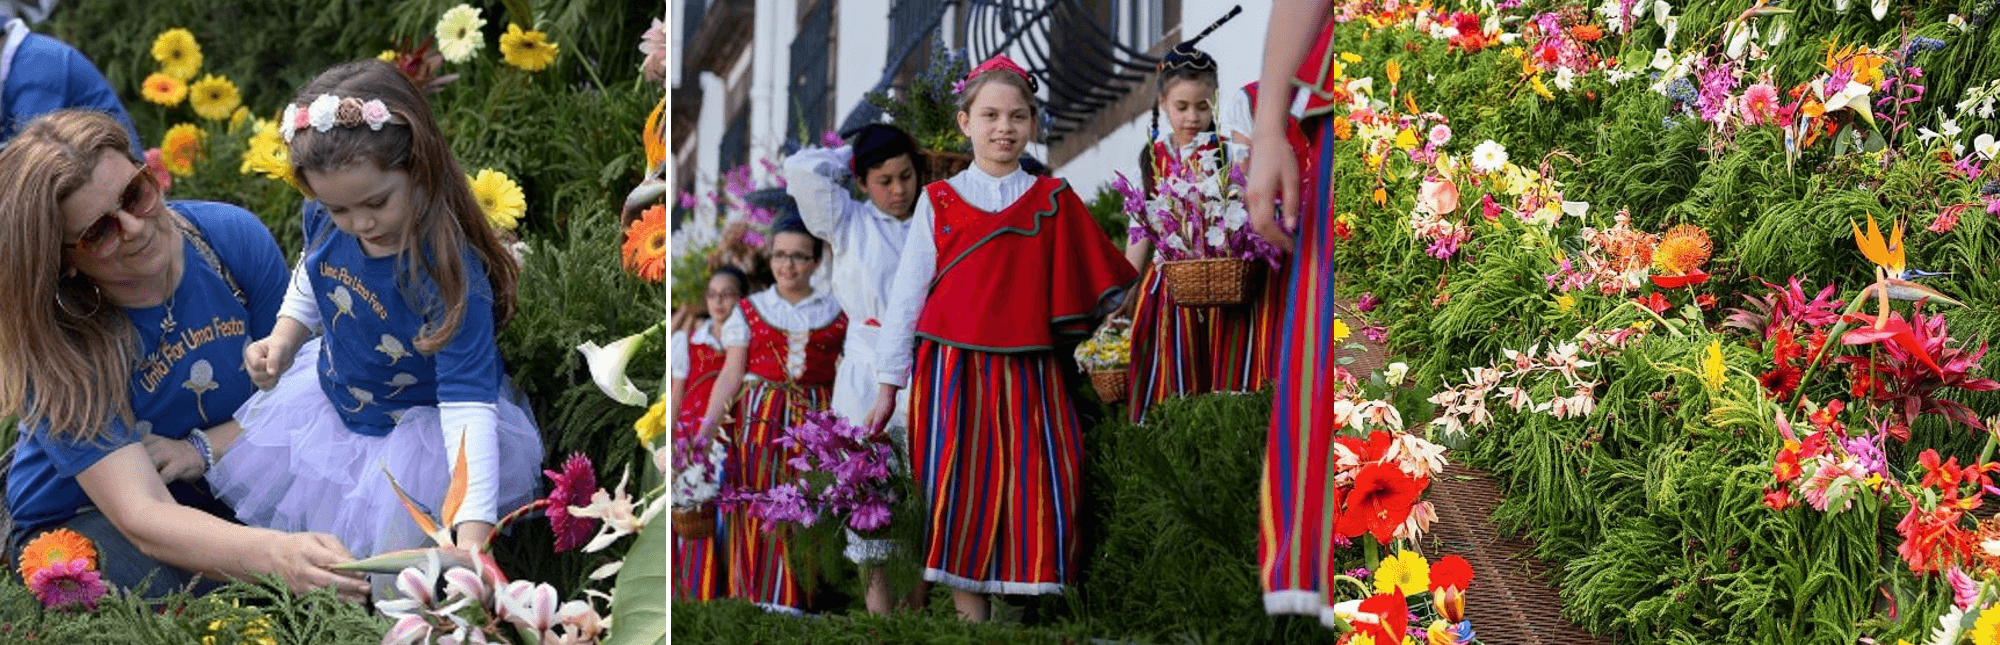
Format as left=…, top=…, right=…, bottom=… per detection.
left=605, top=518, right=666, bottom=645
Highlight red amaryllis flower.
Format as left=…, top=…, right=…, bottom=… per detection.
left=1762, top=487, right=1797, bottom=510
left=1649, top=269, right=1710, bottom=289
left=1635, top=292, right=1670, bottom=314
left=1337, top=431, right=1396, bottom=464
left=1337, top=463, right=1426, bottom=543
left=543, top=453, right=599, bottom=552
left=1355, top=592, right=1410, bottom=643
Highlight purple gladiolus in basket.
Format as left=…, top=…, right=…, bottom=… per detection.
left=1112, top=142, right=1282, bottom=269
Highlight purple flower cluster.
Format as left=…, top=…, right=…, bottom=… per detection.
left=1115, top=143, right=1283, bottom=269
left=1694, top=59, right=1741, bottom=124
left=722, top=411, right=902, bottom=533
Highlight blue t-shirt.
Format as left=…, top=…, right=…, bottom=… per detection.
left=7, top=202, right=287, bottom=535
left=301, top=201, right=502, bottom=436
left=3, top=32, right=143, bottom=156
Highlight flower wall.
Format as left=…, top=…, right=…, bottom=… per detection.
left=1317, top=0, right=2000, bottom=643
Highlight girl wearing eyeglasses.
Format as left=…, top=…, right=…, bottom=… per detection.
left=695, top=215, right=846, bottom=613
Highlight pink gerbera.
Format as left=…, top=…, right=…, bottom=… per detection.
left=1741, top=83, right=1779, bottom=126
left=543, top=453, right=599, bottom=552
left=27, top=558, right=106, bottom=610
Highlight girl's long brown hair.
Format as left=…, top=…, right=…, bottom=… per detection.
left=287, top=60, right=518, bottom=354
left=0, top=110, right=143, bottom=441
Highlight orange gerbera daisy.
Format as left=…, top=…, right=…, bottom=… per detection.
left=1653, top=224, right=1713, bottom=275
left=623, top=204, right=666, bottom=282
left=18, top=528, right=95, bottom=583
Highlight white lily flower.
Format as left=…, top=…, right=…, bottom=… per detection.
left=1942, top=117, right=1963, bottom=138
left=1663, top=15, right=1679, bottom=47
left=1870, top=0, right=1888, bottom=21
left=1949, top=14, right=1970, bottom=32
left=577, top=321, right=664, bottom=406
left=1725, top=22, right=1752, bottom=59
left=1976, top=133, right=1999, bottom=160
left=1383, top=362, right=1409, bottom=387
left=1653, top=0, right=1671, bottom=26
left=1834, top=0, right=1850, bottom=12
left=1766, top=19, right=1788, bottom=46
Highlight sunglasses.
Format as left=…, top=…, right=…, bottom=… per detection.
left=63, top=163, right=160, bottom=257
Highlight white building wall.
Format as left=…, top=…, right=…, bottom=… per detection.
left=834, top=0, right=893, bottom=131
left=1049, top=0, right=1272, bottom=194
left=749, top=0, right=797, bottom=184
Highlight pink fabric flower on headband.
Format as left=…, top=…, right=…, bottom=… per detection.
left=360, top=100, right=391, bottom=131
left=964, top=54, right=1038, bottom=94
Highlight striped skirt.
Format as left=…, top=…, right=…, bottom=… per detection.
left=1126, top=264, right=1208, bottom=424
left=909, top=341, right=1082, bottom=595
left=673, top=524, right=725, bottom=600
left=1212, top=262, right=1290, bottom=393
left=722, top=379, right=830, bottom=611
left=1259, top=113, right=1346, bottom=625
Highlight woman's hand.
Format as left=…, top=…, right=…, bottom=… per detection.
left=1246, top=126, right=1300, bottom=254
left=696, top=415, right=723, bottom=444
left=863, top=384, right=901, bottom=432
left=263, top=532, right=370, bottom=603
left=139, top=433, right=205, bottom=483
left=243, top=337, right=297, bottom=391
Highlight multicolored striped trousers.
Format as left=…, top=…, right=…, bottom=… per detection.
left=1259, top=113, right=1344, bottom=622
left=672, top=523, right=725, bottom=600
left=722, top=379, right=829, bottom=611
left=908, top=341, right=1081, bottom=594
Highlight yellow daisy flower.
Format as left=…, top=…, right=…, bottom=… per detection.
left=141, top=73, right=187, bottom=107
left=1373, top=549, right=1430, bottom=596
left=188, top=75, right=240, bottom=122
left=160, top=123, right=205, bottom=177
left=239, top=118, right=298, bottom=190
left=1555, top=293, right=1576, bottom=313
left=227, top=106, right=250, bottom=133
left=500, top=23, right=560, bottom=72
left=1333, top=318, right=1352, bottom=343
left=151, top=28, right=203, bottom=81
left=377, top=49, right=398, bottom=63
left=1974, top=607, right=2000, bottom=645
left=468, top=168, right=526, bottom=230
left=635, top=393, right=666, bottom=445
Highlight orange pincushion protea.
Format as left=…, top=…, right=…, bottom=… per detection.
left=18, top=528, right=95, bottom=583
left=623, top=204, right=667, bottom=283
left=1653, top=224, right=1713, bottom=275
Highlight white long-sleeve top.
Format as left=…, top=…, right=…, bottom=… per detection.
left=783, top=145, right=910, bottom=325
left=872, top=164, right=1040, bottom=388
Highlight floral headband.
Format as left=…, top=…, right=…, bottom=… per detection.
left=955, top=55, right=1038, bottom=95
left=280, top=94, right=400, bottom=143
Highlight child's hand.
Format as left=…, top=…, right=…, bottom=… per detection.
left=139, top=432, right=206, bottom=483
left=244, top=337, right=296, bottom=390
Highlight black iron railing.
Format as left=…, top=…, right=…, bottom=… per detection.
left=789, top=0, right=835, bottom=142
left=838, top=0, right=956, bottom=134
left=963, top=0, right=1160, bottom=141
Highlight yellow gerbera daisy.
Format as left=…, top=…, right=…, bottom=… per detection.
left=468, top=169, right=526, bottom=230
left=635, top=393, right=667, bottom=445
left=160, top=123, right=205, bottom=177
left=151, top=28, right=203, bottom=81
left=1974, top=607, right=2000, bottom=645
left=1333, top=318, right=1352, bottom=343
left=188, top=75, right=241, bottom=122
left=500, top=23, right=560, bottom=72
left=1373, top=549, right=1430, bottom=596
left=141, top=73, right=187, bottom=107
left=240, top=118, right=298, bottom=190
left=435, top=4, right=486, bottom=64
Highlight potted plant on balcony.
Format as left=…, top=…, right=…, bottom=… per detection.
left=864, top=38, right=972, bottom=184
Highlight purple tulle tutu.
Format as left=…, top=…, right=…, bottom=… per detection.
left=210, top=338, right=544, bottom=559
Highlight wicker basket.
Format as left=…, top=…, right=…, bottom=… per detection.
left=1159, top=257, right=1257, bottom=307
left=1090, top=369, right=1129, bottom=404
left=671, top=508, right=716, bottom=540
left=920, top=149, right=972, bottom=185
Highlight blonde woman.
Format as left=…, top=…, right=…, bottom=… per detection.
left=0, top=109, right=368, bottom=601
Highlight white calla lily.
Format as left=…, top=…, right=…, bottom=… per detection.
left=577, top=321, right=664, bottom=406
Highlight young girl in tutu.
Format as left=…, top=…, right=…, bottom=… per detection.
left=667, top=265, right=748, bottom=601
left=865, top=55, right=1136, bottom=621
left=210, top=59, right=543, bottom=560
left=696, top=217, right=846, bottom=614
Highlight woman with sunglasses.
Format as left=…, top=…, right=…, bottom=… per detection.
left=0, top=110, right=370, bottom=601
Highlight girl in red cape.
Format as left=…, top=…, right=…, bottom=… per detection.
left=865, top=55, right=1136, bottom=621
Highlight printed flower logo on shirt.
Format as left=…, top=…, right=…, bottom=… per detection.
left=386, top=373, right=418, bottom=397
left=329, top=286, right=357, bottom=330
left=184, top=359, right=219, bottom=421
left=377, top=334, right=410, bottom=365
left=344, top=386, right=375, bottom=413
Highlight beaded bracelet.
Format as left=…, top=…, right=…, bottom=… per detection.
left=187, top=428, right=214, bottom=475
